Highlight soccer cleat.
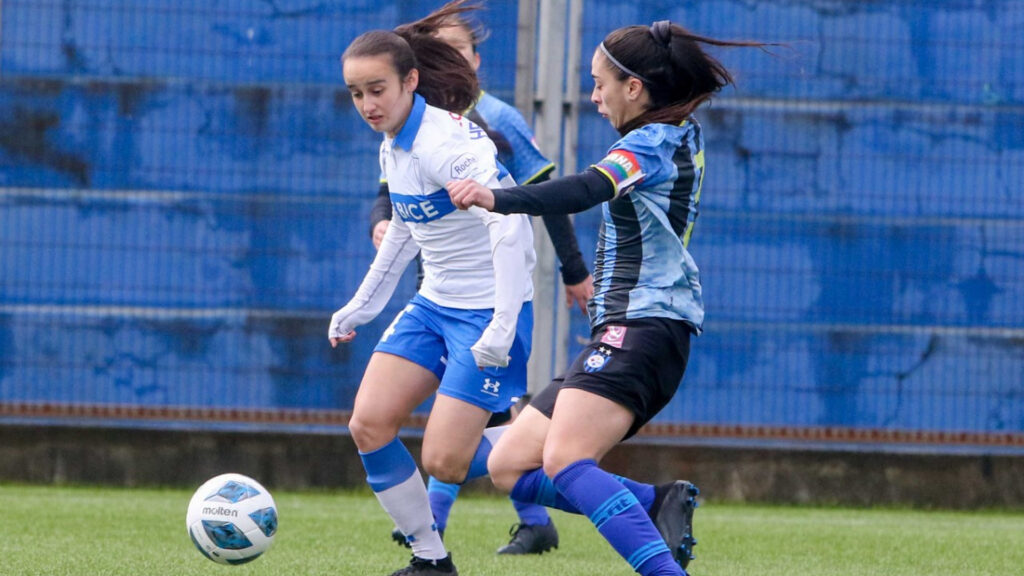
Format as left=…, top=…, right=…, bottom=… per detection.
left=388, top=554, right=458, bottom=575
left=390, top=526, right=444, bottom=549
left=495, top=521, right=559, bottom=555
left=652, top=480, right=700, bottom=570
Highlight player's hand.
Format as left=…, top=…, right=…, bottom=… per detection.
left=328, top=308, right=357, bottom=347
left=470, top=314, right=514, bottom=368
left=447, top=179, right=496, bottom=211
left=371, top=220, right=389, bottom=250
left=564, top=274, right=594, bottom=316
left=470, top=341, right=510, bottom=368
left=329, top=330, right=356, bottom=348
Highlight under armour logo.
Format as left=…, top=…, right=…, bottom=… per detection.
left=482, top=378, right=501, bottom=396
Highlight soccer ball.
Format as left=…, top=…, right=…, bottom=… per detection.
left=186, top=473, right=279, bottom=565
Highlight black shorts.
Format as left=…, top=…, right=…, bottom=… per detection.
left=530, top=317, right=693, bottom=440
left=486, top=407, right=513, bottom=427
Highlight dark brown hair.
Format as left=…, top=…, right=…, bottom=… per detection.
left=342, top=0, right=481, bottom=113
left=436, top=4, right=490, bottom=53
left=601, top=22, right=770, bottom=135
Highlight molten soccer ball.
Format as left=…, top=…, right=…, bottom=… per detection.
left=186, top=473, right=278, bottom=565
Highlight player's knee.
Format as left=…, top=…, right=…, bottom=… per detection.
left=487, top=454, right=518, bottom=492
left=347, top=413, right=397, bottom=453
left=541, top=448, right=579, bottom=480
left=421, top=449, right=470, bottom=484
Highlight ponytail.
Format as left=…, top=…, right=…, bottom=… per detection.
left=393, top=0, right=483, bottom=112
left=601, top=22, right=772, bottom=135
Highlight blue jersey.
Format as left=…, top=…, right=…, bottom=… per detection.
left=473, top=91, right=555, bottom=184
left=587, top=121, right=706, bottom=332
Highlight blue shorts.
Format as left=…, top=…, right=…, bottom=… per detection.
left=374, top=294, right=533, bottom=413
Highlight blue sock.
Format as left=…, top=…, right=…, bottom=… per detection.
left=427, top=477, right=460, bottom=533
left=359, top=437, right=417, bottom=492
left=464, top=433, right=493, bottom=483
left=511, top=499, right=552, bottom=526
left=510, top=468, right=579, bottom=513
left=613, top=473, right=656, bottom=512
left=511, top=468, right=658, bottom=516
left=553, top=459, right=682, bottom=576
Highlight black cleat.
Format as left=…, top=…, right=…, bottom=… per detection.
left=391, top=526, right=444, bottom=549
left=496, top=521, right=559, bottom=555
left=652, top=480, right=700, bottom=570
left=388, top=554, right=458, bottom=576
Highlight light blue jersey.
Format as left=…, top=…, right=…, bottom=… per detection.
left=473, top=91, right=554, bottom=185
left=588, top=121, right=706, bottom=332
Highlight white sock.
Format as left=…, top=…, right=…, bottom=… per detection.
left=374, top=471, right=447, bottom=560
left=483, top=425, right=508, bottom=446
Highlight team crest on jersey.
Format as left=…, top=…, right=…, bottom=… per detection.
left=600, top=325, right=628, bottom=348
left=584, top=347, right=613, bottom=373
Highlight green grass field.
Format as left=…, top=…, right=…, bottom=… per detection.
left=2, top=483, right=1022, bottom=576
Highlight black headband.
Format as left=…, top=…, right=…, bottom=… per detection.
left=650, top=20, right=672, bottom=46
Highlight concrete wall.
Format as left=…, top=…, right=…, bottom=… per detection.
left=3, top=425, right=1021, bottom=509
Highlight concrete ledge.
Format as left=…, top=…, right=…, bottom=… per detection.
left=2, top=424, right=1021, bottom=509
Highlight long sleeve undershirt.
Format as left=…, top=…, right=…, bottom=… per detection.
left=491, top=167, right=616, bottom=217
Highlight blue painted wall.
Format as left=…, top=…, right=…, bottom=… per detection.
left=570, top=0, right=1024, bottom=442
left=1, top=0, right=1022, bottom=449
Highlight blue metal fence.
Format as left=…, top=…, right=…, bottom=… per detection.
left=1, top=0, right=1022, bottom=452
left=570, top=0, right=1024, bottom=451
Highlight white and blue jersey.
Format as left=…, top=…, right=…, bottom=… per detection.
left=369, top=93, right=536, bottom=412
left=473, top=91, right=554, bottom=185
left=380, top=94, right=534, bottom=309
left=587, top=120, right=706, bottom=332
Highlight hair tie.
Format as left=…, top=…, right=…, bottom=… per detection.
left=599, top=42, right=651, bottom=84
left=650, top=20, right=672, bottom=46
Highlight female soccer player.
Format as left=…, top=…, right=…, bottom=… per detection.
left=331, top=4, right=536, bottom=575
left=371, top=4, right=580, bottom=555
left=370, top=6, right=593, bottom=316
left=449, top=21, right=767, bottom=576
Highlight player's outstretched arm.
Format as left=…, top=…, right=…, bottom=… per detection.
left=449, top=168, right=615, bottom=216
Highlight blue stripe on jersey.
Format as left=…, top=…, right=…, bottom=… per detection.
left=390, top=188, right=457, bottom=223
left=600, top=195, right=643, bottom=320
left=589, top=218, right=617, bottom=322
